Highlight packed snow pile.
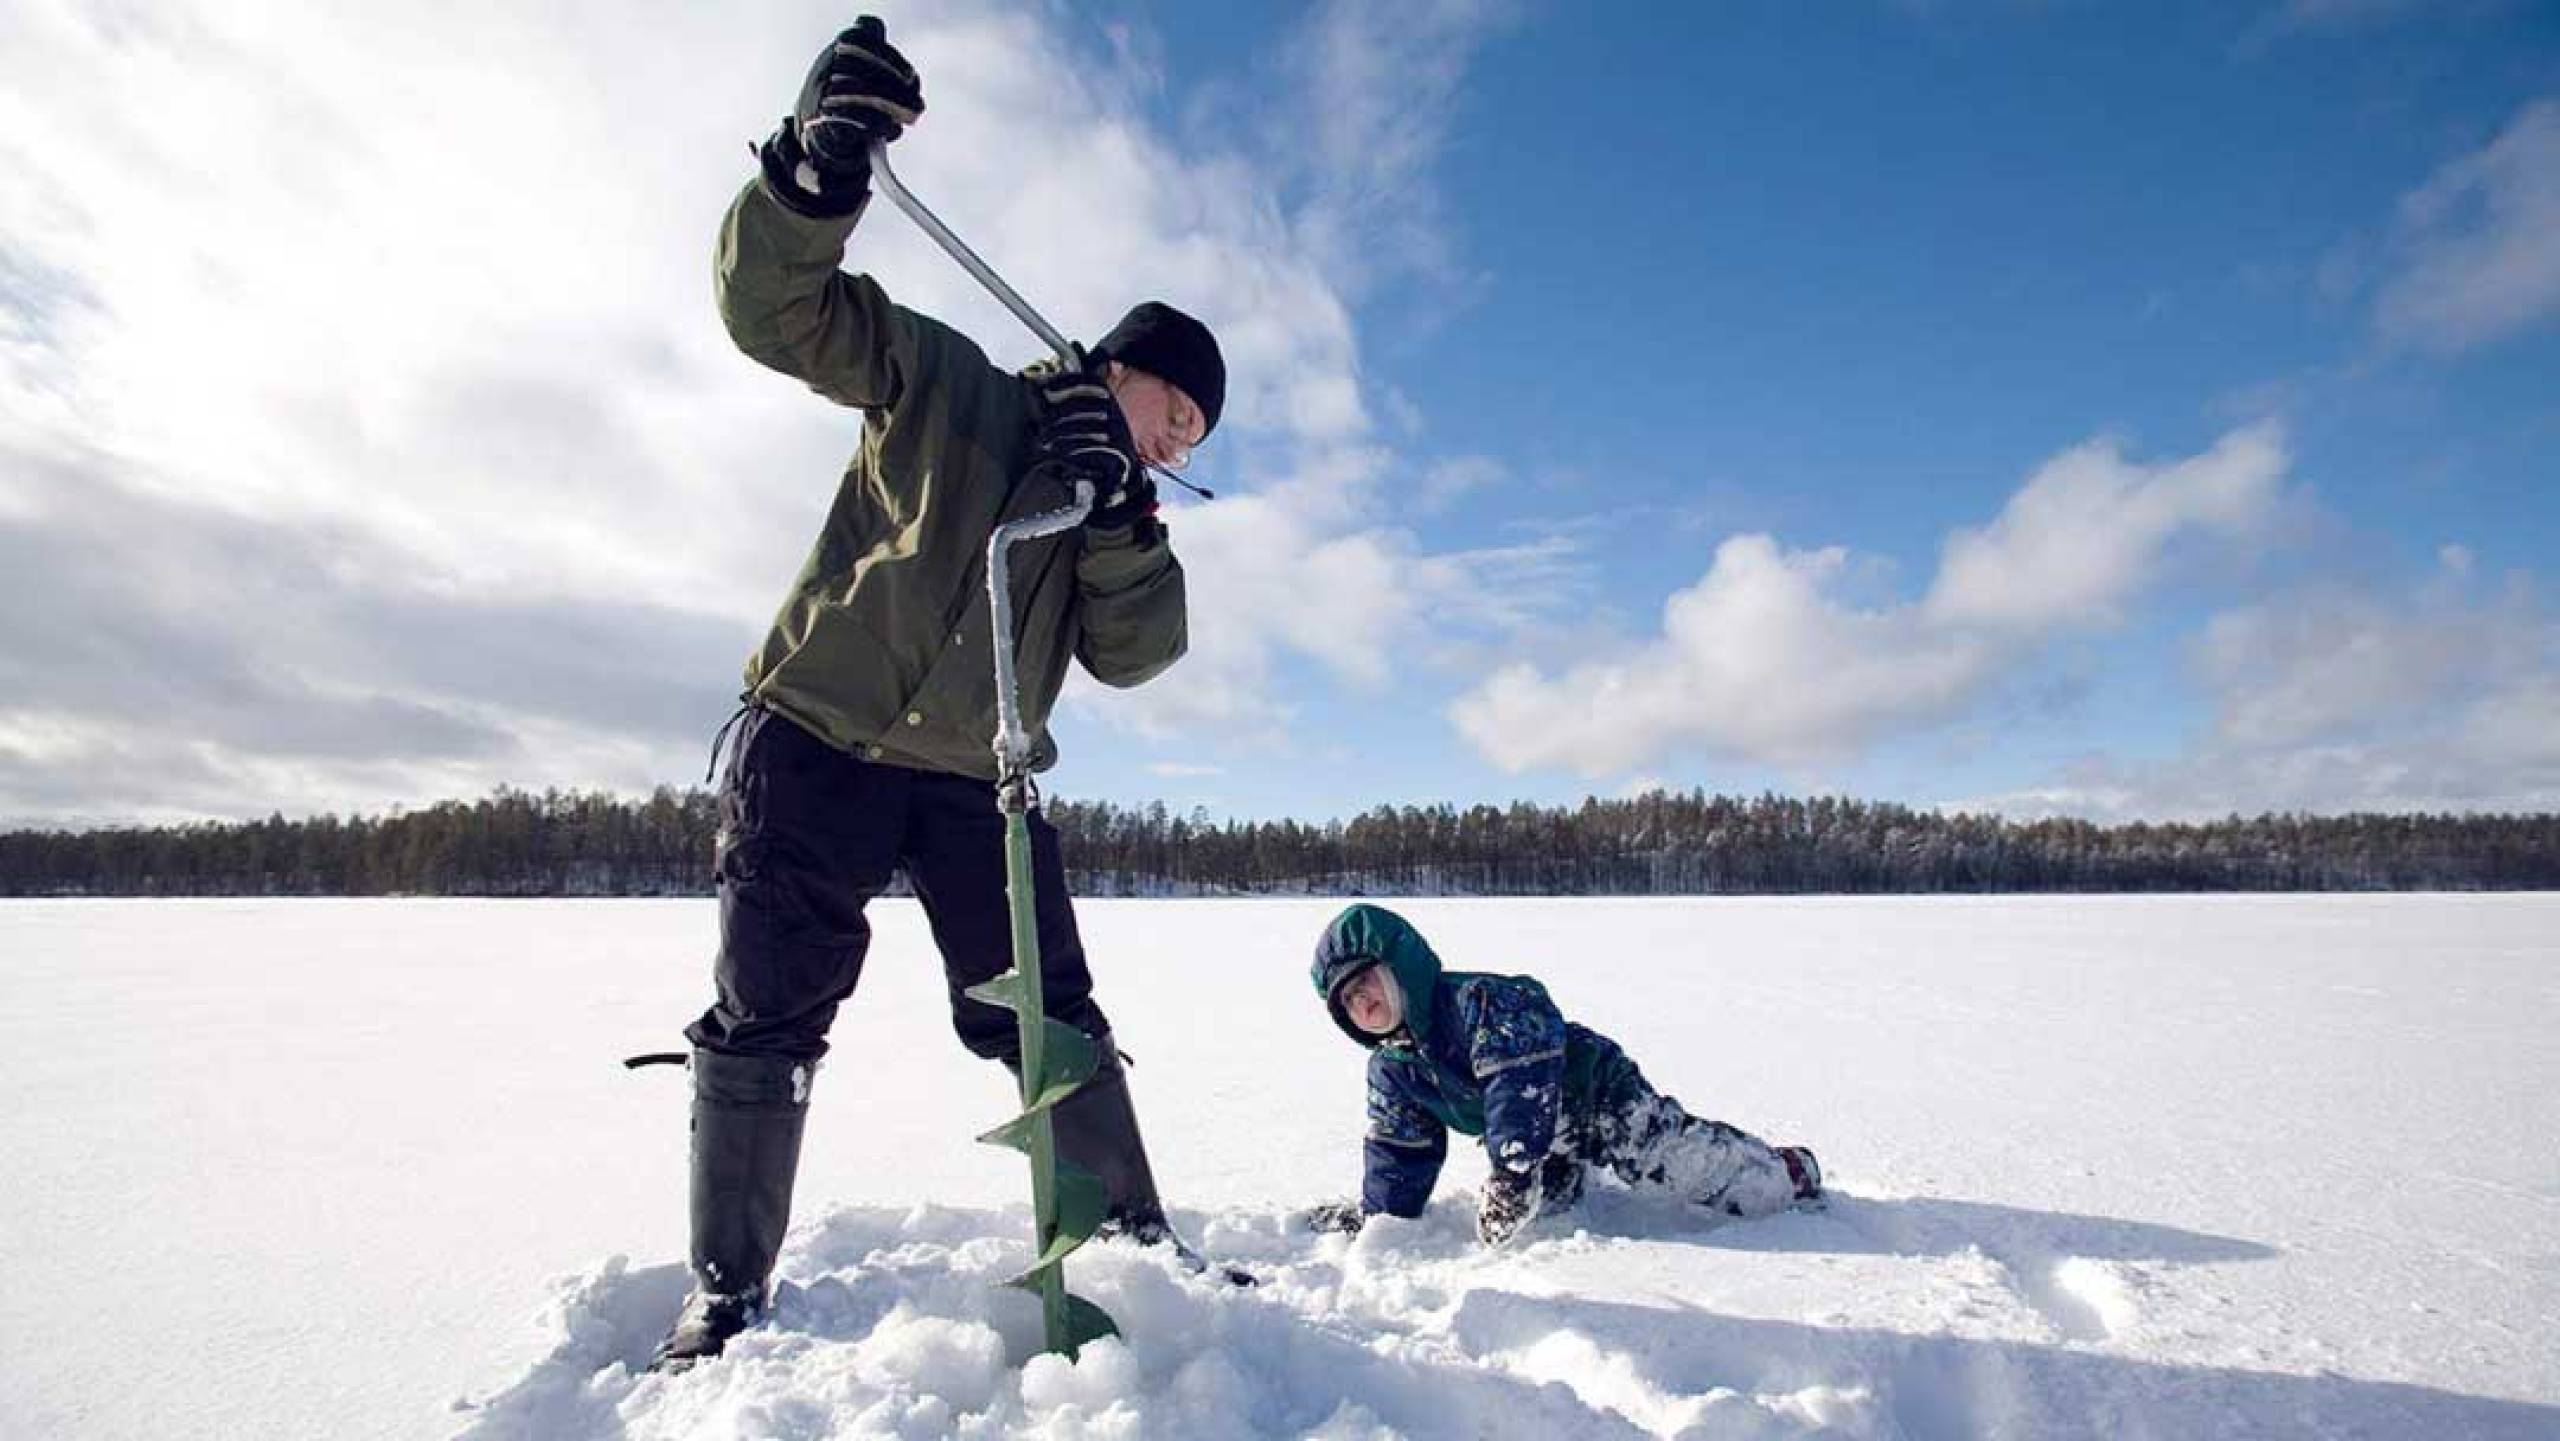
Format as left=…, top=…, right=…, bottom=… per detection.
left=455, top=1183, right=2549, bottom=1440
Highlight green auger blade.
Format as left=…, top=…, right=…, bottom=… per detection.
left=1064, top=1290, right=1123, bottom=1354
left=1003, top=1278, right=1121, bottom=1354
left=1023, top=1021, right=1099, bottom=1110
left=1061, top=1291, right=1119, bottom=1352
left=1036, top=1159, right=1110, bottom=1263
left=975, top=1110, right=1040, bottom=1154
left=964, top=972, right=1024, bottom=1011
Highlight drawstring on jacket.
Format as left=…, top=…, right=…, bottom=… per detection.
left=628, top=700, right=757, bottom=1077
left=703, top=697, right=756, bottom=785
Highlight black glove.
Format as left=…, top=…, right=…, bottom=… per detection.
left=1538, top=1153, right=1587, bottom=1213
left=1035, top=359, right=1156, bottom=532
left=757, top=19, right=923, bottom=219
left=1300, top=1199, right=1368, bottom=1235
left=799, top=17, right=923, bottom=168
left=1086, top=464, right=1158, bottom=535
left=1477, top=1170, right=1539, bottom=1247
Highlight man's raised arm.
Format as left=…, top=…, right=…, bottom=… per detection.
left=714, top=19, right=925, bottom=413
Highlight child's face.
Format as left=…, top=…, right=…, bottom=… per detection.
left=1339, top=965, right=1402, bottom=1036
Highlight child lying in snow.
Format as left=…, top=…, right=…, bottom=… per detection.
left=1301, top=903, right=1822, bottom=1246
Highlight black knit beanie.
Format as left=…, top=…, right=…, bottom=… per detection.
left=1093, top=302, right=1225, bottom=440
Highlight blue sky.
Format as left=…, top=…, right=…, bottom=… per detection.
left=1, top=0, right=2554, bottom=826
left=1081, top=0, right=2560, bottom=819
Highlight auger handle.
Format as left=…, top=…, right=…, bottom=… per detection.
left=867, top=140, right=1079, bottom=366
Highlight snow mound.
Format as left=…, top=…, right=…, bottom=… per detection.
left=451, top=1190, right=2560, bottom=1440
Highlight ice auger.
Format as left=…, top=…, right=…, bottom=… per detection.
left=866, top=138, right=1116, bottom=1359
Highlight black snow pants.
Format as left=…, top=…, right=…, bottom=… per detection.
left=684, top=705, right=1109, bottom=1064
left=673, top=707, right=1162, bottom=1304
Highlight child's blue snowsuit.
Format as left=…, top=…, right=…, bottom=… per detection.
left=1310, top=903, right=1801, bottom=1224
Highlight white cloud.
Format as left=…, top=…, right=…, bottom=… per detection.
left=1415, top=454, right=1506, bottom=512
left=1281, top=0, right=1513, bottom=301
left=1071, top=471, right=1587, bottom=748
left=1924, top=423, right=2286, bottom=633
left=2199, top=576, right=2528, bottom=748
left=2193, top=557, right=2558, bottom=802
left=2373, top=98, right=2560, bottom=353
left=1455, top=535, right=1996, bottom=775
left=1963, top=552, right=2560, bottom=819
left=2458, top=677, right=2560, bottom=771
left=1451, top=426, right=2288, bottom=779
left=0, top=0, right=1534, bottom=822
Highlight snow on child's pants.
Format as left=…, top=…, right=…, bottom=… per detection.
left=1558, top=1051, right=1801, bottom=1220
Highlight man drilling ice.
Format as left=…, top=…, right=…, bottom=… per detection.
left=658, top=17, right=1226, bottom=1369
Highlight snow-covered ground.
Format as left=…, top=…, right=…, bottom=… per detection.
left=3, top=895, right=2556, bottom=1439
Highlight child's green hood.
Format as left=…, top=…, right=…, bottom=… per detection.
left=1309, top=903, right=1445, bottom=1050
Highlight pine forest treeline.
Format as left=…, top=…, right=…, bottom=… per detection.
left=4, top=787, right=2555, bottom=897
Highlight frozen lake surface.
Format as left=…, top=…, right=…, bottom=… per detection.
left=3, top=895, right=2556, bottom=1438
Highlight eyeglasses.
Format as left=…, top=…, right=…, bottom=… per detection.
left=1160, top=387, right=1203, bottom=471
left=1111, top=368, right=1204, bottom=471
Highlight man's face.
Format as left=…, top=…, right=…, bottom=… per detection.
left=1338, top=964, right=1401, bottom=1036
left=1107, top=364, right=1207, bottom=470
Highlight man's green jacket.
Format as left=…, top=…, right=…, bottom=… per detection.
left=714, top=176, right=1188, bottom=779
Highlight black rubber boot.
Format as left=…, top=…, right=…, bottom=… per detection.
left=1052, top=1043, right=1255, bottom=1285
left=1049, top=1041, right=1162, bottom=1226
left=1778, top=1145, right=1825, bottom=1207
left=652, top=1049, right=814, bottom=1371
